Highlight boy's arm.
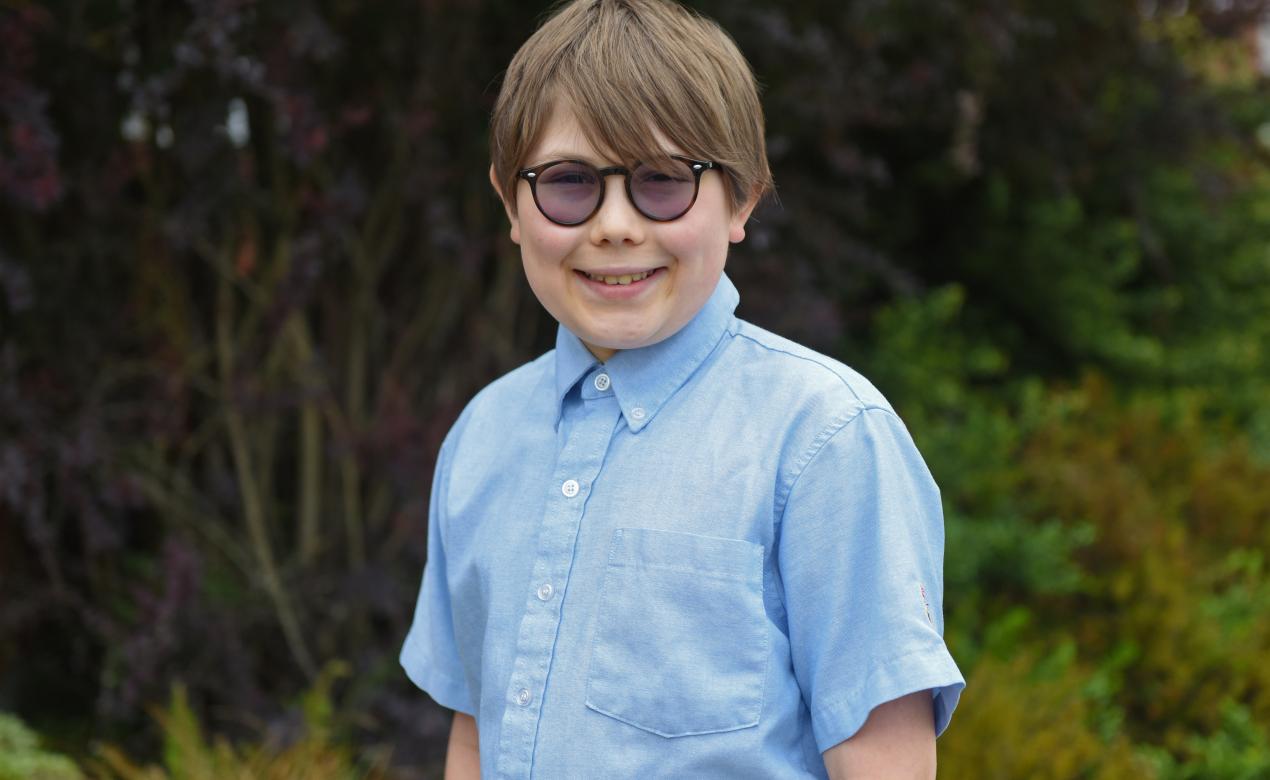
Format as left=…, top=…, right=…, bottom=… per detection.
left=445, top=712, right=480, bottom=779
left=821, top=690, right=935, bottom=780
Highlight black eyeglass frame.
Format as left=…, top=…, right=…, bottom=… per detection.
left=516, top=155, right=718, bottom=226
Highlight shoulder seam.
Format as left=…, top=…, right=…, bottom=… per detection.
left=732, top=327, right=864, bottom=405
left=773, top=406, right=897, bottom=525
left=467, top=349, right=554, bottom=407
left=433, top=430, right=457, bottom=550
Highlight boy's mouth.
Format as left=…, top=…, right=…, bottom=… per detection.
left=576, top=267, right=664, bottom=286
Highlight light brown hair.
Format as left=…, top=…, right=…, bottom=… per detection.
left=490, top=0, right=772, bottom=213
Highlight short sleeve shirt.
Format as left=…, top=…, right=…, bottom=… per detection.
left=401, top=273, right=964, bottom=779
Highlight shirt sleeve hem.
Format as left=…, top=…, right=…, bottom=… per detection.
left=399, top=644, right=476, bottom=716
left=810, top=645, right=966, bottom=754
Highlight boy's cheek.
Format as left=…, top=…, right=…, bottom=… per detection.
left=661, top=221, right=731, bottom=260
left=520, top=221, right=584, bottom=260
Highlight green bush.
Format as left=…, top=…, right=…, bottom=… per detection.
left=0, top=713, right=82, bottom=780
left=91, top=663, right=389, bottom=780
left=860, top=280, right=1270, bottom=772
left=939, top=646, right=1151, bottom=779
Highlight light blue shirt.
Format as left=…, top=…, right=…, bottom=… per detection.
left=401, top=273, right=964, bottom=779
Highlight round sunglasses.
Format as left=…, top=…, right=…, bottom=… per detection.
left=517, top=155, right=718, bottom=226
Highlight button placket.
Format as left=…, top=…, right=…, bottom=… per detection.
left=494, top=401, right=623, bottom=779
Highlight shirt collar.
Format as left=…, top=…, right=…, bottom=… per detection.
left=553, top=272, right=740, bottom=433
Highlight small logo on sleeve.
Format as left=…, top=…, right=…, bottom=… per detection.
left=919, top=584, right=934, bottom=626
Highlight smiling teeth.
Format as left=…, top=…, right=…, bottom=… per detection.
left=585, top=269, right=654, bottom=285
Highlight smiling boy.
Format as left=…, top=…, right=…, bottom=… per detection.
left=401, top=1, right=964, bottom=778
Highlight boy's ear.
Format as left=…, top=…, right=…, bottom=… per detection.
left=727, top=187, right=762, bottom=244
left=489, top=164, right=521, bottom=245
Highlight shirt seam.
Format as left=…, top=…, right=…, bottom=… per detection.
left=434, top=432, right=457, bottom=550
left=403, top=639, right=466, bottom=686
left=773, top=406, right=897, bottom=524
left=402, top=638, right=474, bottom=713
left=811, top=641, right=945, bottom=724
left=604, top=562, right=758, bottom=581
left=622, top=317, right=735, bottom=433
left=554, top=344, right=594, bottom=429
left=732, top=327, right=866, bottom=405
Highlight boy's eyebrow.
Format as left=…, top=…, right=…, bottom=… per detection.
left=527, top=150, right=612, bottom=167
left=525, top=147, right=682, bottom=169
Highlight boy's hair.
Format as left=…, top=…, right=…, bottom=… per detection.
left=490, top=0, right=773, bottom=214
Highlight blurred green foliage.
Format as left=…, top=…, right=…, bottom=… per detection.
left=0, top=714, right=83, bottom=780
left=89, top=663, right=388, bottom=780
left=1, top=0, right=1269, bottom=775
left=863, top=288, right=1270, bottom=775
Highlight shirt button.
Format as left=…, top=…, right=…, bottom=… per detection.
left=594, top=373, right=611, bottom=391
left=515, top=687, right=532, bottom=706
left=561, top=479, right=580, bottom=498
left=536, top=582, right=554, bottom=601
left=630, top=406, right=646, bottom=421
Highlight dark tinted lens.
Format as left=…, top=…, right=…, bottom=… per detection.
left=630, top=159, right=697, bottom=220
left=535, top=162, right=601, bottom=224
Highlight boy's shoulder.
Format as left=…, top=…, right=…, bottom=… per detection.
left=444, top=350, right=556, bottom=446
left=726, top=318, right=894, bottom=416
left=443, top=318, right=900, bottom=449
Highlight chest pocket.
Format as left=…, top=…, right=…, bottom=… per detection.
left=585, top=528, right=769, bottom=737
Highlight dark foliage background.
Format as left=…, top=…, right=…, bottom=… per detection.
left=2, top=0, right=1269, bottom=776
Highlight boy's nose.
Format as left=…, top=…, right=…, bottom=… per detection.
left=588, top=173, right=646, bottom=246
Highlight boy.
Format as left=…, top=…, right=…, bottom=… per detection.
left=401, top=0, right=965, bottom=777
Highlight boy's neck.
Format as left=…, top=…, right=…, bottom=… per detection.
left=584, top=341, right=617, bottom=363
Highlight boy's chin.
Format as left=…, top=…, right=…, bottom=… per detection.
left=579, top=330, right=664, bottom=355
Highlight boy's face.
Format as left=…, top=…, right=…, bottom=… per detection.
left=495, top=104, right=756, bottom=362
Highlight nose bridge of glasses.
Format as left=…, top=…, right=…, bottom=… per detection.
left=588, top=166, right=649, bottom=234
left=591, top=165, right=639, bottom=214
left=593, top=172, right=642, bottom=226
